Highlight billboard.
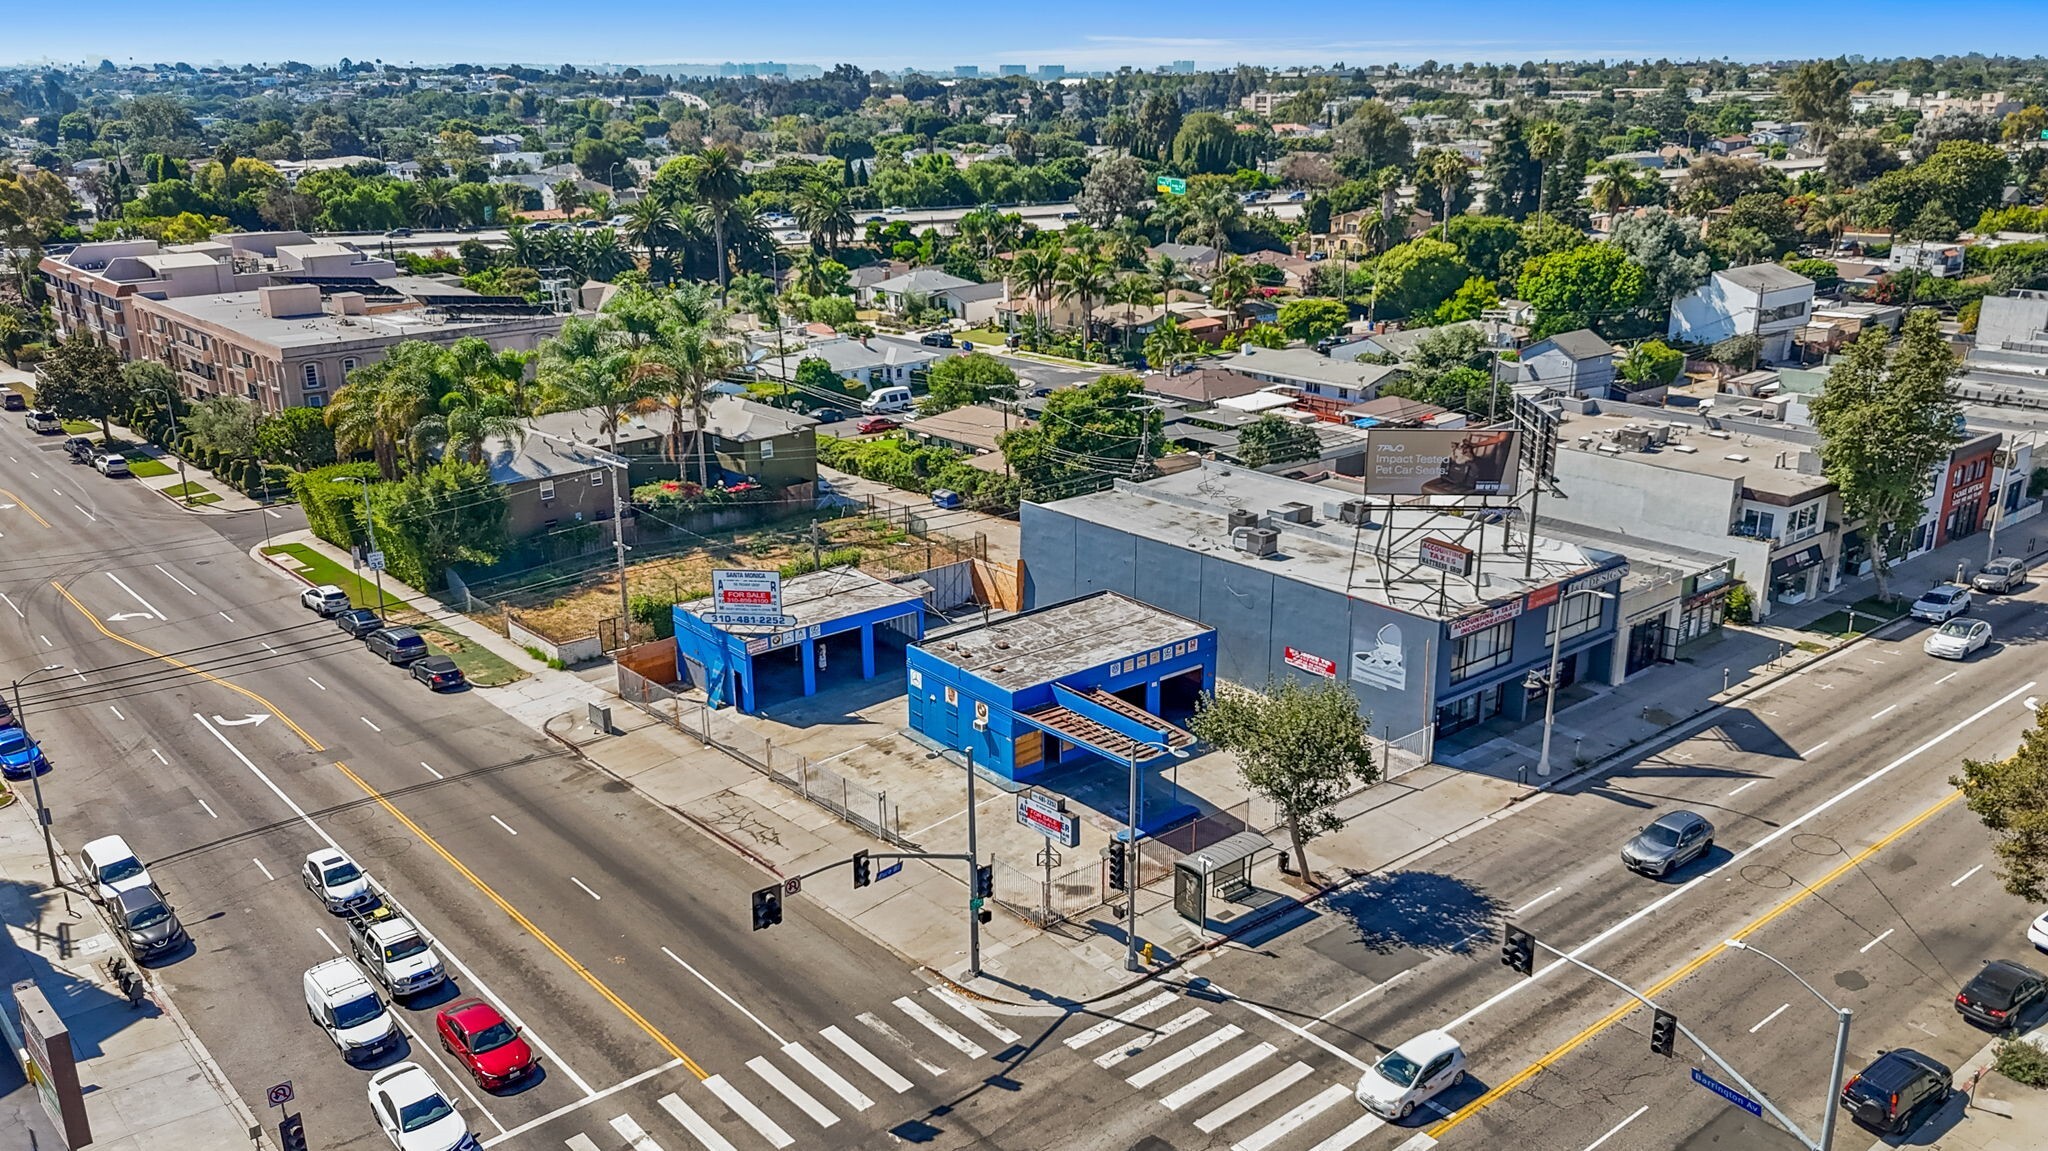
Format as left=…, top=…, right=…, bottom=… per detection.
left=1365, top=429, right=1521, bottom=497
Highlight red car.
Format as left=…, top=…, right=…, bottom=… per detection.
left=434, top=999, right=535, bottom=1089
left=855, top=416, right=900, bottom=434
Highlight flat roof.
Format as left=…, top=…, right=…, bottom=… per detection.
left=139, top=284, right=555, bottom=351
left=1037, top=461, right=1621, bottom=621
left=1559, top=410, right=1834, bottom=502
left=681, top=566, right=922, bottom=633
left=916, top=591, right=1208, bottom=691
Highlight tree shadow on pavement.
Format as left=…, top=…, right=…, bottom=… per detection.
left=1321, top=870, right=1504, bottom=957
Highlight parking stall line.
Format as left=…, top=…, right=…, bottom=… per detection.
left=1749, top=1003, right=1789, bottom=1033
left=1952, top=864, right=1984, bottom=887
left=1583, top=1105, right=1650, bottom=1151
left=313, top=927, right=343, bottom=955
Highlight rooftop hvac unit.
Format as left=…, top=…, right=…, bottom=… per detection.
left=1616, top=428, right=1651, bottom=452
left=1232, top=526, right=1280, bottom=557
left=1227, top=508, right=1259, bottom=529
left=1337, top=498, right=1371, bottom=525
left=1273, top=502, right=1314, bottom=524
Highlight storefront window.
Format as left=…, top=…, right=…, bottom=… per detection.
left=1435, top=685, right=1504, bottom=735
left=1449, top=620, right=1514, bottom=683
left=1546, top=592, right=1604, bottom=645
left=1679, top=593, right=1727, bottom=644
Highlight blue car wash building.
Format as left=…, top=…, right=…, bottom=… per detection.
left=906, top=592, right=1215, bottom=808
left=674, top=567, right=926, bottom=713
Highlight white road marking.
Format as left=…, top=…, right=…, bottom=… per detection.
left=1313, top=969, right=1415, bottom=1029
left=1871, top=704, right=1898, bottom=720
left=1514, top=887, right=1562, bottom=916
left=1440, top=679, right=2038, bottom=1032
left=198, top=799, right=217, bottom=819
left=1128, top=1024, right=1242, bottom=1089
left=313, top=927, right=343, bottom=955
left=477, top=1060, right=683, bottom=1148
left=1860, top=928, right=1895, bottom=954
left=151, top=748, right=166, bottom=764
left=656, top=1092, right=737, bottom=1151
left=1161, top=1041, right=1274, bottom=1109
left=1306, top=1112, right=1388, bottom=1151
left=0, top=593, right=20, bottom=618
left=1096, top=1008, right=1207, bottom=1069
left=72, top=670, right=84, bottom=683
left=1196, top=1060, right=1314, bottom=1133
left=37, top=634, right=50, bottom=647
left=306, top=676, right=325, bottom=690
left=609, top=1114, right=665, bottom=1151
left=490, top=815, right=518, bottom=836
left=265, top=508, right=283, bottom=519
left=106, top=571, right=165, bottom=619
left=1215, top=987, right=1372, bottom=1073
left=152, top=564, right=198, bottom=595
left=565, top=1137, right=601, bottom=1151
left=72, top=504, right=96, bottom=522
left=261, top=642, right=274, bottom=651
left=570, top=876, right=601, bottom=901
left=1728, top=780, right=1761, bottom=796
left=420, top=761, right=443, bottom=779
left=663, top=946, right=786, bottom=1046
left=1583, top=1104, right=1650, bottom=1151
left=1067, top=992, right=1176, bottom=1048
left=1952, top=864, right=1984, bottom=888
left=782, top=1041, right=874, bottom=1111
left=704, top=1074, right=794, bottom=1148
left=1232, top=1083, right=1352, bottom=1151
left=856, top=1012, right=948, bottom=1077
left=108, top=705, right=124, bottom=720
left=929, top=986, right=1021, bottom=1044
left=1750, top=1003, right=1789, bottom=1033
left=895, top=995, right=987, bottom=1059
left=360, top=716, right=380, bottom=732
left=820, top=1026, right=912, bottom=1093
left=217, top=610, right=234, bottom=622
left=251, top=858, right=274, bottom=881
left=1802, top=741, right=1830, bottom=757
left=1937, top=671, right=1960, bottom=685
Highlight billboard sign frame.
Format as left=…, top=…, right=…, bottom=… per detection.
left=1364, top=429, right=1522, bottom=497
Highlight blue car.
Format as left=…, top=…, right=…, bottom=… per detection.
left=0, top=726, right=48, bottom=780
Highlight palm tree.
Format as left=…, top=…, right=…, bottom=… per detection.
left=326, top=341, right=439, bottom=480
left=1008, top=248, right=1061, bottom=333
left=1588, top=160, right=1647, bottom=220
left=621, top=197, right=684, bottom=282
left=1055, top=256, right=1114, bottom=361
left=1372, top=167, right=1405, bottom=251
left=646, top=319, right=741, bottom=486
left=690, top=145, right=747, bottom=295
left=1422, top=150, right=1470, bottom=238
left=417, top=384, right=523, bottom=465
left=1110, top=273, right=1159, bottom=358
left=791, top=248, right=839, bottom=298
left=536, top=317, right=662, bottom=455
left=551, top=179, right=586, bottom=219
left=409, top=178, right=454, bottom=228
left=1148, top=254, right=1184, bottom=308
left=792, top=180, right=854, bottom=256
left=1208, top=256, right=1259, bottom=332
left=1527, top=120, right=1566, bottom=217
left=728, top=271, right=780, bottom=332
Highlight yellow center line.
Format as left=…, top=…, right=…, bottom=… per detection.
left=0, top=487, right=51, bottom=528
left=1429, top=787, right=1965, bottom=1139
left=52, top=580, right=710, bottom=1080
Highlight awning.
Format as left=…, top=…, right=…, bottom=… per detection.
left=1017, top=686, right=1196, bottom=763
left=1770, top=545, right=1824, bottom=578
left=1174, top=830, right=1275, bottom=876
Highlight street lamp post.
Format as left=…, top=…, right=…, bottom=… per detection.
left=1727, top=939, right=1853, bottom=1151
left=335, top=477, right=387, bottom=618
left=141, top=387, right=192, bottom=506
left=1124, top=737, right=1188, bottom=973
left=1534, top=587, right=1616, bottom=778
left=963, top=741, right=983, bottom=979
left=11, top=665, right=67, bottom=895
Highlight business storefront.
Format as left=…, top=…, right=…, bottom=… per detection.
left=1770, top=544, right=1825, bottom=604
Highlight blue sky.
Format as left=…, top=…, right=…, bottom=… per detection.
left=12, top=1, right=2048, bottom=72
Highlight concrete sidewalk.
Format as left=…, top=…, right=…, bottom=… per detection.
left=0, top=794, right=265, bottom=1151
left=1853, top=1026, right=2048, bottom=1151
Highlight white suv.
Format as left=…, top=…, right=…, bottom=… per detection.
left=304, top=957, right=399, bottom=1061
left=1910, top=583, right=1973, bottom=623
left=79, top=835, right=154, bottom=904
left=301, top=585, right=352, bottom=616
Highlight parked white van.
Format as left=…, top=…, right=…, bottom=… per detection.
left=303, top=957, right=399, bottom=1061
left=861, top=386, right=914, bottom=414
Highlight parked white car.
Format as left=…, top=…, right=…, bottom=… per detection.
left=1923, top=617, right=1991, bottom=660
left=1910, top=583, right=1973, bottom=623
left=79, top=835, right=154, bottom=904
left=2029, top=909, right=2048, bottom=953
left=304, top=957, right=399, bottom=1060
left=303, top=848, right=376, bottom=912
left=367, top=1063, right=469, bottom=1151
left=301, top=584, right=352, bottom=616
left=1356, top=1029, right=1466, bottom=1120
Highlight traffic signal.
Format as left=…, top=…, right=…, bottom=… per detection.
left=751, top=885, right=783, bottom=931
left=279, top=1115, right=308, bottom=1151
left=1649, top=1008, right=1677, bottom=1056
left=1105, top=843, right=1127, bottom=892
left=1500, top=925, right=1534, bottom=976
left=973, top=863, right=994, bottom=900
left=852, top=850, right=872, bottom=889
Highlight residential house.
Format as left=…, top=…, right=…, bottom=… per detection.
left=1137, top=366, right=1271, bottom=406
left=1227, top=345, right=1407, bottom=409
left=517, top=396, right=819, bottom=490
left=477, top=421, right=622, bottom=541
left=860, top=269, right=1005, bottom=323
left=1888, top=241, right=1965, bottom=279
left=1328, top=318, right=1517, bottom=361
left=751, top=335, right=938, bottom=391
left=903, top=405, right=1032, bottom=462
left=1515, top=329, right=1617, bottom=398
left=1148, top=243, right=1223, bottom=278
left=1668, top=263, right=1816, bottom=363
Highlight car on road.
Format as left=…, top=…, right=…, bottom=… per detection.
left=1910, top=583, right=1972, bottom=623
left=1058, top=210, right=1081, bottom=221
left=575, top=220, right=604, bottom=230
left=348, top=905, right=446, bottom=998
left=1955, top=959, right=2048, bottom=1031
left=24, top=409, right=60, bottom=433
left=65, top=436, right=95, bottom=463
left=112, top=884, right=187, bottom=961
left=884, top=205, right=907, bottom=214
left=337, top=608, right=385, bottom=638
left=919, top=330, right=955, bottom=347
left=384, top=227, right=412, bottom=238
left=1620, top=810, right=1714, bottom=877
left=808, top=407, right=845, bottom=424
left=0, top=725, right=49, bottom=780
left=2031, top=910, right=2048, bottom=953
left=931, top=488, right=961, bottom=509
left=855, top=416, right=900, bottom=435
left=0, top=387, right=21, bottom=410
left=94, top=451, right=130, bottom=476
left=367, top=1062, right=470, bottom=1151
left=304, top=957, right=399, bottom=1062
left=80, top=835, right=153, bottom=904
left=1287, top=190, right=1307, bottom=200
left=410, top=656, right=467, bottom=691
left=1923, top=617, right=1992, bottom=660
left=1840, top=1048, right=1951, bottom=1135
left=609, top=214, right=631, bottom=228
left=367, top=627, right=430, bottom=665
left=1974, top=556, right=2028, bottom=594
left=301, top=584, right=353, bottom=616
left=863, top=214, right=887, bottom=224
left=303, top=848, right=376, bottom=913
left=435, top=999, right=535, bottom=1089
left=1355, top=1029, right=1465, bottom=1119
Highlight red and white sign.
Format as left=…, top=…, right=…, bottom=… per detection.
left=1017, top=791, right=1081, bottom=847
left=1284, top=646, right=1338, bottom=678
left=1449, top=600, right=1524, bottom=638
left=1524, top=583, right=1561, bottom=610
left=1418, top=537, right=1473, bottom=576
left=713, top=569, right=782, bottom=607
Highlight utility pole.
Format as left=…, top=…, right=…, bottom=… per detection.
left=12, top=665, right=68, bottom=905
left=528, top=428, right=632, bottom=639
left=337, top=477, right=386, bottom=617
left=143, top=387, right=191, bottom=505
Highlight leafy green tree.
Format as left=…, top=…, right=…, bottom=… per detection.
left=1330, top=101, right=1412, bottom=175
left=1235, top=414, right=1320, bottom=468
left=1825, top=134, right=1903, bottom=187
left=920, top=353, right=1018, bottom=414
left=1074, top=154, right=1153, bottom=226
left=1434, top=276, right=1500, bottom=324
left=1276, top=298, right=1351, bottom=342
left=1807, top=310, right=1963, bottom=599
left=1617, top=339, right=1685, bottom=387
left=1675, top=155, right=1784, bottom=211
left=573, top=138, right=628, bottom=185
left=1608, top=209, right=1711, bottom=319
left=185, top=394, right=263, bottom=459
left=35, top=332, right=131, bottom=441
left=1515, top=242, right=1648, bottom=338
left=257, top=407, right=339, bottom=471
left=370, top=459, right=508, bottom=589
left=1189, top=677, right=1378, bottom=880
left=1953, top=703, right=2048, bottom=902
left=1780, top=60, right=1852, bottom=144
left=1443, top=214, right=1523, bottom=283
left=998, top=373, right=1163, bottom=499
left=1374, top=237, right=1472, bottom=320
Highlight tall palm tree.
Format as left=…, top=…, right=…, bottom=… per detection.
left=551, top=179, right=586, bottom=219
left=1588, top=160, right=1647, bottom=219
left=1527, top=120, right=1566, bottom=217
left=621, top=197, right=684, bottom=282
left=646, top=319, right=741, bottom=486
left=326, top=341, right=440, bottom=480
left=1008, top=248, right=1061, bottom=332
left=1055, top=256, right=1114, bottom=361
left=1422, top=150, right=1470, bottom=238
left=1208, top=256, right=1259, bottom=332
left=1110, top=273, right=1159, bottom=358
left=409, top=178, right=454, bottom=228
left=728, top=271, right=780, bottom=332
left=417, top=384, right=523, bottom=465
left=690, top=145, right=747, bottom=295
left=792, top=180, right=854, bottom=256
left=1148, top=253, right=1184, bottom=309
left=536, top=319, right=662, bottom=455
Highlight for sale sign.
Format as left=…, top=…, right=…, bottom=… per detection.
left=1017, top=791, right=1081, bottom=847
left=712, top=569, right=782, bottom=613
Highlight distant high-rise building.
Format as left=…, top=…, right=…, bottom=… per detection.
left=1036, top=65, right=1066, bottom=80
left=954, top=65, right=979, bottom=78
left=997, top=64, right=1027, bottom=77
left=1169, top=60, right=1196, bottom=74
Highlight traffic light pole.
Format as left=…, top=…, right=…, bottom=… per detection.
left=753, top=848, right=987, bottom=979
left=1522, top=934, right=1820, bottom=1150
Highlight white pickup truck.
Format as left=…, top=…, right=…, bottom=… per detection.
left=346, top=906, right=446, bottom=998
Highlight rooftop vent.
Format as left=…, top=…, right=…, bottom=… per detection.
left=1232, top=526, right=1279, bottom=557
left=1724, top=453, right=1750, bottom=462
left=1227, top=508, right=1259, bottom=529
left=1273, top=502, right=1314, bottom=524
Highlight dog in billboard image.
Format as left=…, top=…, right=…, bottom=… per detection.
left=1422, top=430, right=1515, bottom=495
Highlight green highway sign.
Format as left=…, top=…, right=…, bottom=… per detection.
left=1156, top=176, right=1187, bottom=195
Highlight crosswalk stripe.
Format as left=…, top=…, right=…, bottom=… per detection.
left=783, top=1041, right=875, bottom=1112
left=1127, top=1024, right=1244, bottom=1089
left=610, top=1114, right=666, bottom=1151
left=1161, top=1042, right=1276, bottom=1110
left=1065, top=992, right=1177, bottom=1049
left=748, top=1056, right=839, bottom=1128
left=705, top=1074, right=794, bottom=1149
left=894, top=996, right=988, bottom=1059
left=928, top=987, right=1022, bottom=1044
left=657, top=1093, right=738, bottom=1151
left=857, top=1012, right=949, bottom=1077
left=1196, top=1061, right=1315, bottom=1133
left=565, top=1136, right=602, bottom=1151
left=1390, top=1134, right=1438, bottom=1151
left=823, top=1025, right=914, bottom=1093
left=1096, top=1008, right=1209, bottom=1069
left=1231, top=1083, right=1352, bottom=1151
left=1306, top=1113, right=1387, bottom=1151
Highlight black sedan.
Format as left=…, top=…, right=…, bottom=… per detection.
left=1956, top=959, right=2048, bottom=1031
left=335, top=608, right=384, bottom=638
left=1621, top=810, right=1714, bottom=877
left=410, top=656, right=466, bottom=691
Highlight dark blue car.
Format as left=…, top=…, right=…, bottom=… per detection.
left=0, top=726, right=48, bottom=780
